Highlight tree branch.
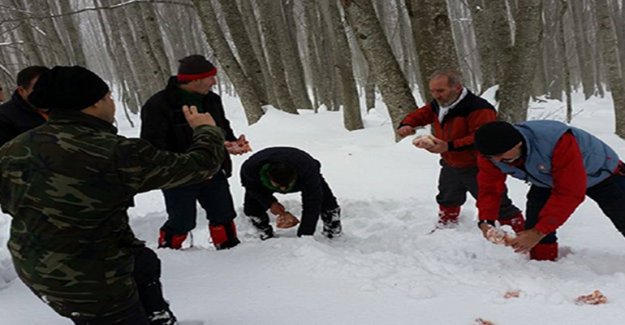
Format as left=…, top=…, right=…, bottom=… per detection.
left=0, top=0, right=193, bottom=24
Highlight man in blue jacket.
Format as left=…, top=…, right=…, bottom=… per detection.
left=474, top=120, right=625, bottom=261
left=240, top=147, right=341, bottom=239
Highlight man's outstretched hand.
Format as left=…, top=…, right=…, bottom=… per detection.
left=183, top=105, right=216, bottom=129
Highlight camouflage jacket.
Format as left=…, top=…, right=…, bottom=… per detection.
left=0, top=110, right=224, bottom=318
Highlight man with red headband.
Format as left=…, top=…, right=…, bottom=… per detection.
left=141, top=54, right=251, bottom=250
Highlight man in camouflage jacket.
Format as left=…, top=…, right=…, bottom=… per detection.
left=0, top=66, right=225, bottom=324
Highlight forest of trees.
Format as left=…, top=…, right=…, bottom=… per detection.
left=0, top=0, right=624, bottom=137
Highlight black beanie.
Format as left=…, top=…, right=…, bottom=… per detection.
left=177, top=55, right=217, bottom=83
left=29, top=66, right=109, bottom=111
left=474, top=121, right=524, bottom=156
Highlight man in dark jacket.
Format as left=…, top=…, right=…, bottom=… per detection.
left=397, top=69, right=523, bottom=230
left=475, top=121, right=625, bottom=261
left=0, top=66, right=226, bottom=324
left=141, top=54, right=250, bottom=250
left=0, top=66, right=50, bottom=146
left=240, top=147, right=341, bottom=239
left=0, top=83, right=5, bottom=103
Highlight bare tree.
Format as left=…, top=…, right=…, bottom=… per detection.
left=192, top=0, right=266, bottom=124
left=595, top=0, right=625, bottom=137
left=216, top=0, right=269, bottom=105
left=279, top=0, right=313, bottom=111
left=56, top=0, right=87, bottom=66
left=406, top=0, right=461, bottom=101
left=497, top=0, right=544, bottom=123
left=341, top=0, right=415, bottom=131
left=559, top=0, right=573, bottom=122
left=320, top=0, right=363, bottom=130
left=256, top=0, right=298, bottom=113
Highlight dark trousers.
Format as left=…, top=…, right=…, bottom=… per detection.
left=243, top=177, right=339, bottom=230
left=436, top=162, right=520, bottom=218
left=72, top=247, right=167, bottom=325
left=526, top=174, right=625, bottom=244
left=162, top=171, right=236, bottom=234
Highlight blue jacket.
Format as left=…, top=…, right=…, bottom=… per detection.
left=491, top=120, right=619, bottom=188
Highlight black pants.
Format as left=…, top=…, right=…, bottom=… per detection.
left=243, top=176, right=339, bottom=231
left=526, top=174, right=625, bottom=244
left=162, top=171, right=237, bottom=234
left=72, top=247, right=167, bottom=325
left=436, top=161, right=521, bottom=218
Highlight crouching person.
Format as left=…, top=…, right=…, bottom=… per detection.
left=240, top=147, right=341, bottom=239
left=474, top=120, right=625, bottom=261
left=0, top=66, right=225, bottom=324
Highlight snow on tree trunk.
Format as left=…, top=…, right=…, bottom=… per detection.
left=497, top=0, right=543, bottom=123
left=320, top=0, right=363, bottom=131
left=217, top=0, right=269, bottom=105
left=406, top=0, right=461, bottom=102
left=193, top=0, right=266, bottom=124
left=595, top=0, right=625, bottom=138
left=341, top=0, right=415, bottom=134
left=256, top=0, right=298, bottom=114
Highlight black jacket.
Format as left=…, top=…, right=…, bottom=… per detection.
left=240, top=147, right=326, bottom=236
left=140, top=77, right=236, bottom=176
left=0, top=91, right=47, bottom=147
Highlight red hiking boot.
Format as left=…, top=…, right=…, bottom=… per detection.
left=498, top=211, right=525, bottom=233
left=209, top=221, right=241, bottom=250
left=530, top=243, right=558, bottom=261
left=438, top=205, right=460, bottom=226
left=158, top=229, right=187, bottom=249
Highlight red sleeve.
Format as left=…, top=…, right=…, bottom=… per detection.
left=534, top=133, right=586, bottom=234
left=450, top=109, right=496, bottom=150
left=477, top=154, right=508, bottom=221
left=398, top=104, right=436, bottom=128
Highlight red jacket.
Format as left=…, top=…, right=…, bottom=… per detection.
left=477, top=133, right=586, bottom=234
left=400, top=91, right=496, bottom=168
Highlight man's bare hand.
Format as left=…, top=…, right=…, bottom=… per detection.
left=225, top=134, right=252, bottom=155
left=424, top=136, right=448, bottom=154
left=183, top=105, right=216, bottom=129
left=506, top=228, right=546, bottom=254
left=270, top=202, right=286, bottom=216
left=397, top=126, right=416, bottom=138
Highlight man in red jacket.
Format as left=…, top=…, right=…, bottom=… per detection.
left=397, top=70, right=523, bottom=229
left=474, top=120, right=625, bottom=261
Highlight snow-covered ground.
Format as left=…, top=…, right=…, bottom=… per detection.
left=2, top=89, right=625, bottom=324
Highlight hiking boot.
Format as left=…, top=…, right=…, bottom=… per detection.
left=321, top=207, right=342, bottom=238
left=147, top=307, right=177, bottom=325
left=209, top=221, right=240, bottom=250
left=158, top=229, right=187, bottom=249
left=249, top=215, right=274, bottom=240
left=530, top=243, right=558, bottom=261
left=438, top=205, right=460, bottom=226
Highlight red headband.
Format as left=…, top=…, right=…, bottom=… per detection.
left=177, top=67, right=217, bottom=83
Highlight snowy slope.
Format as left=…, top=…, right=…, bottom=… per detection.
left=1, top=91, right=625, bottom=325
